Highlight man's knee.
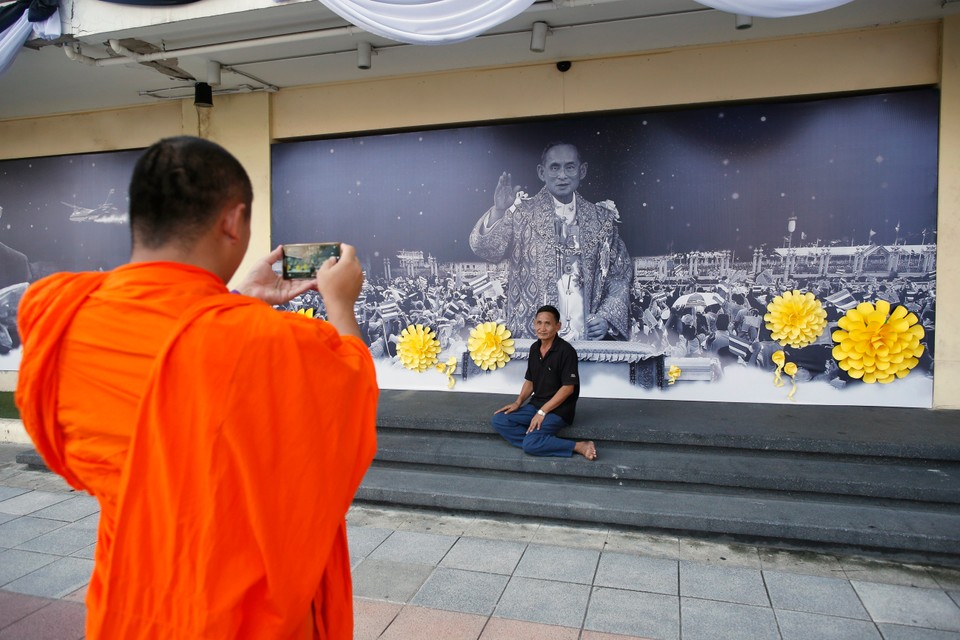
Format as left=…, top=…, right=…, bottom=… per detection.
left=521, top=433, right=547, bottom=456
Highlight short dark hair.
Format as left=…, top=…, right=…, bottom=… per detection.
left=129, top=136, right=252, bottom=249
left=536, top=305, right=561, bottom=322
left=540, top=141, right=580, bottom=166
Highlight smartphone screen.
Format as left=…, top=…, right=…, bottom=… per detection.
left=281, top=242, right=341, bottom=279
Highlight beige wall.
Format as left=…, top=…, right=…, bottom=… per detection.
left=1, top=21, right=956, bottom=408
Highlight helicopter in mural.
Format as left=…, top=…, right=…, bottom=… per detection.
left=62, top=188, right=128, bottom=224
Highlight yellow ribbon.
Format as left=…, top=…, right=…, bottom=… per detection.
left=667, top=364, right=682, bottom=385
left=784, top=362, right=798, bottom=401
left=436, top=356, right=458, bottom=389
left=295, top=307, right=315, bottom=318
left=771, top=350, right=785, bottom=388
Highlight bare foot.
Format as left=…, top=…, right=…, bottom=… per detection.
left=574, top=441, right=597, bottom=461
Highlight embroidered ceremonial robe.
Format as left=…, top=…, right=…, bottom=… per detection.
left=16, top=262, right=378, bottom=639
left=469, top=187, right=632, bottom=339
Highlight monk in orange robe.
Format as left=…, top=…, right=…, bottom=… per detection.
left=15, top=136, right=378, bottom=639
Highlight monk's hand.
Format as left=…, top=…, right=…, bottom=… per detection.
left=316, top=243, right=364, bottom=339
left=527, top=412, right=544, bottom=433
left=586, top=315, right=610, bottom=340
left=236, top=246, right=314, bottom=305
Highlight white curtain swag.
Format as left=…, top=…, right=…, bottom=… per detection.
left=318, top=0, right=536, bottom=44
left=695, top=0, right=855, bottom=18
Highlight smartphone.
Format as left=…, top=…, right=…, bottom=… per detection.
left=281, top=242, right=341, bottom=280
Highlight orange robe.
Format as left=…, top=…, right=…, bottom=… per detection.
left=16, top=262, right=378, bottom=639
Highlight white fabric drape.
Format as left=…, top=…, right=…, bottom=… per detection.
left=318, top=0, right=536, bottom=44
left=695, top=0, right=854, bottom=18
left=0, top=8, right=61, bottom=77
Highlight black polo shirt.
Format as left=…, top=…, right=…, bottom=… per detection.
left=525, top=336, right=580, bottom=425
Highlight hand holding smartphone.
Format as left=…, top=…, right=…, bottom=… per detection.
left=281, top=243, right=341, bottom=280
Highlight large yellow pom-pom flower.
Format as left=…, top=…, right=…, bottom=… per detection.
left=764, top=290, right=828, bottom=348
left=468, top=322, right=515, bottom=371
left=396, top=324, right=441, bottom=372
left=831, top=300, right=925, bottom=384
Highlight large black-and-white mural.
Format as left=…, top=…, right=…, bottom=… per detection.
left=0, top=150, right=137, bottom=370
left=272, top=89, right=938, bottom=407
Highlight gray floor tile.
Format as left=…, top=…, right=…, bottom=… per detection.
left=513, top=543, right=599, bottom=585
left=365, top=530, right=457, bottom=566
left=765, top=570, right=870, bottom=619
left=680, top=597, right=780, bottom=640
left=70, top=543, right=96, bottom=560
left=0, top=516, right=65, bottom=548
left=0, top=511, right=15, bottom=526
left=411, top=567, right=508, bottom=615
left=440, top=536, right=526, bottom=575
left=351, top=558, right=435, bottom=603
left=347, top=525, right=392, bottom=560
left=878, top=624, right=960, bottom=639
left=952, top=592, right=960, bottom=608
left=494, top=576, right=590, bottom=628
left=29, top=495, right=99, bottom=522
left=594, top=551, right=678, bottom=595
left=0, top=487, right=29, bottom=503
left=854, top=582, right=960, bottom=632
left=0, top=548, right=59, bottom=586
left=776, top=609, right=881, bottom=640
left=680, top=560, right=770, bottom=607
left=585, top=586, right=679, bottom=639
left=2, top=556, right=94, bottom=599
left=15, top=520, right=99, bottom=556
left=0, top=491, right=72, bottom=516
left=71, top=512, right=100, bottom=531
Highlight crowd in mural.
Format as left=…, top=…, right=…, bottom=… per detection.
left=278, top=258, right=937, bottom=387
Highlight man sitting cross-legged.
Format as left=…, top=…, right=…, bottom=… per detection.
left=491, top=304, right=597, bottom=460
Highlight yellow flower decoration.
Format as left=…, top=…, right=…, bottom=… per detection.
left=667, top=364, right=682, bottom=385
left=468, top=322, right=515, bottom=371
left=436, top=356, right=458, bottom=389
left=784, top=361, right=798, bottom=401
left=397, top=324, right=441, bottom=372
left=764, top=290, right=828, bottom=348
left=831, top=300, right=925, bottom=384
left=771, top=350, right=786, bottom=388
left=295, top=307, right=315, bottom=318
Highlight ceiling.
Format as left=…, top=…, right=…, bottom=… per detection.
left=1, top=0, right=958, bottom=122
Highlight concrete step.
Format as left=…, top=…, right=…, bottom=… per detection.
left=357, top=465, right=960, bottom=556
left=377, top=390, right=960, bottom=460
left=374, top=431, right=960, bottom=503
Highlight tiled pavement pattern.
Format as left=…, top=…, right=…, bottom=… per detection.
left=2, top=446, right=960, bottom=639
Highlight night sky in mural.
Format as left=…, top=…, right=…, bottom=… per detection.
left=271, top=89, right=939, bottom=263
left=0, top=149, right=139, bottom=274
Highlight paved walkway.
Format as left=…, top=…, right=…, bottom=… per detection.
left=1, top=444, right=960, bottom=639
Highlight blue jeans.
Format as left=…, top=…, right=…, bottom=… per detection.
left=491, top=404, right=575, bottom=457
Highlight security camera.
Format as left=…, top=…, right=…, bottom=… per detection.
left=556, top=60, right=571, bottom=72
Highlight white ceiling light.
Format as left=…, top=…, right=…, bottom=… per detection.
left=695, top=0, right=855, bottom=18
left=530, top=21, right=548, bottom=52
